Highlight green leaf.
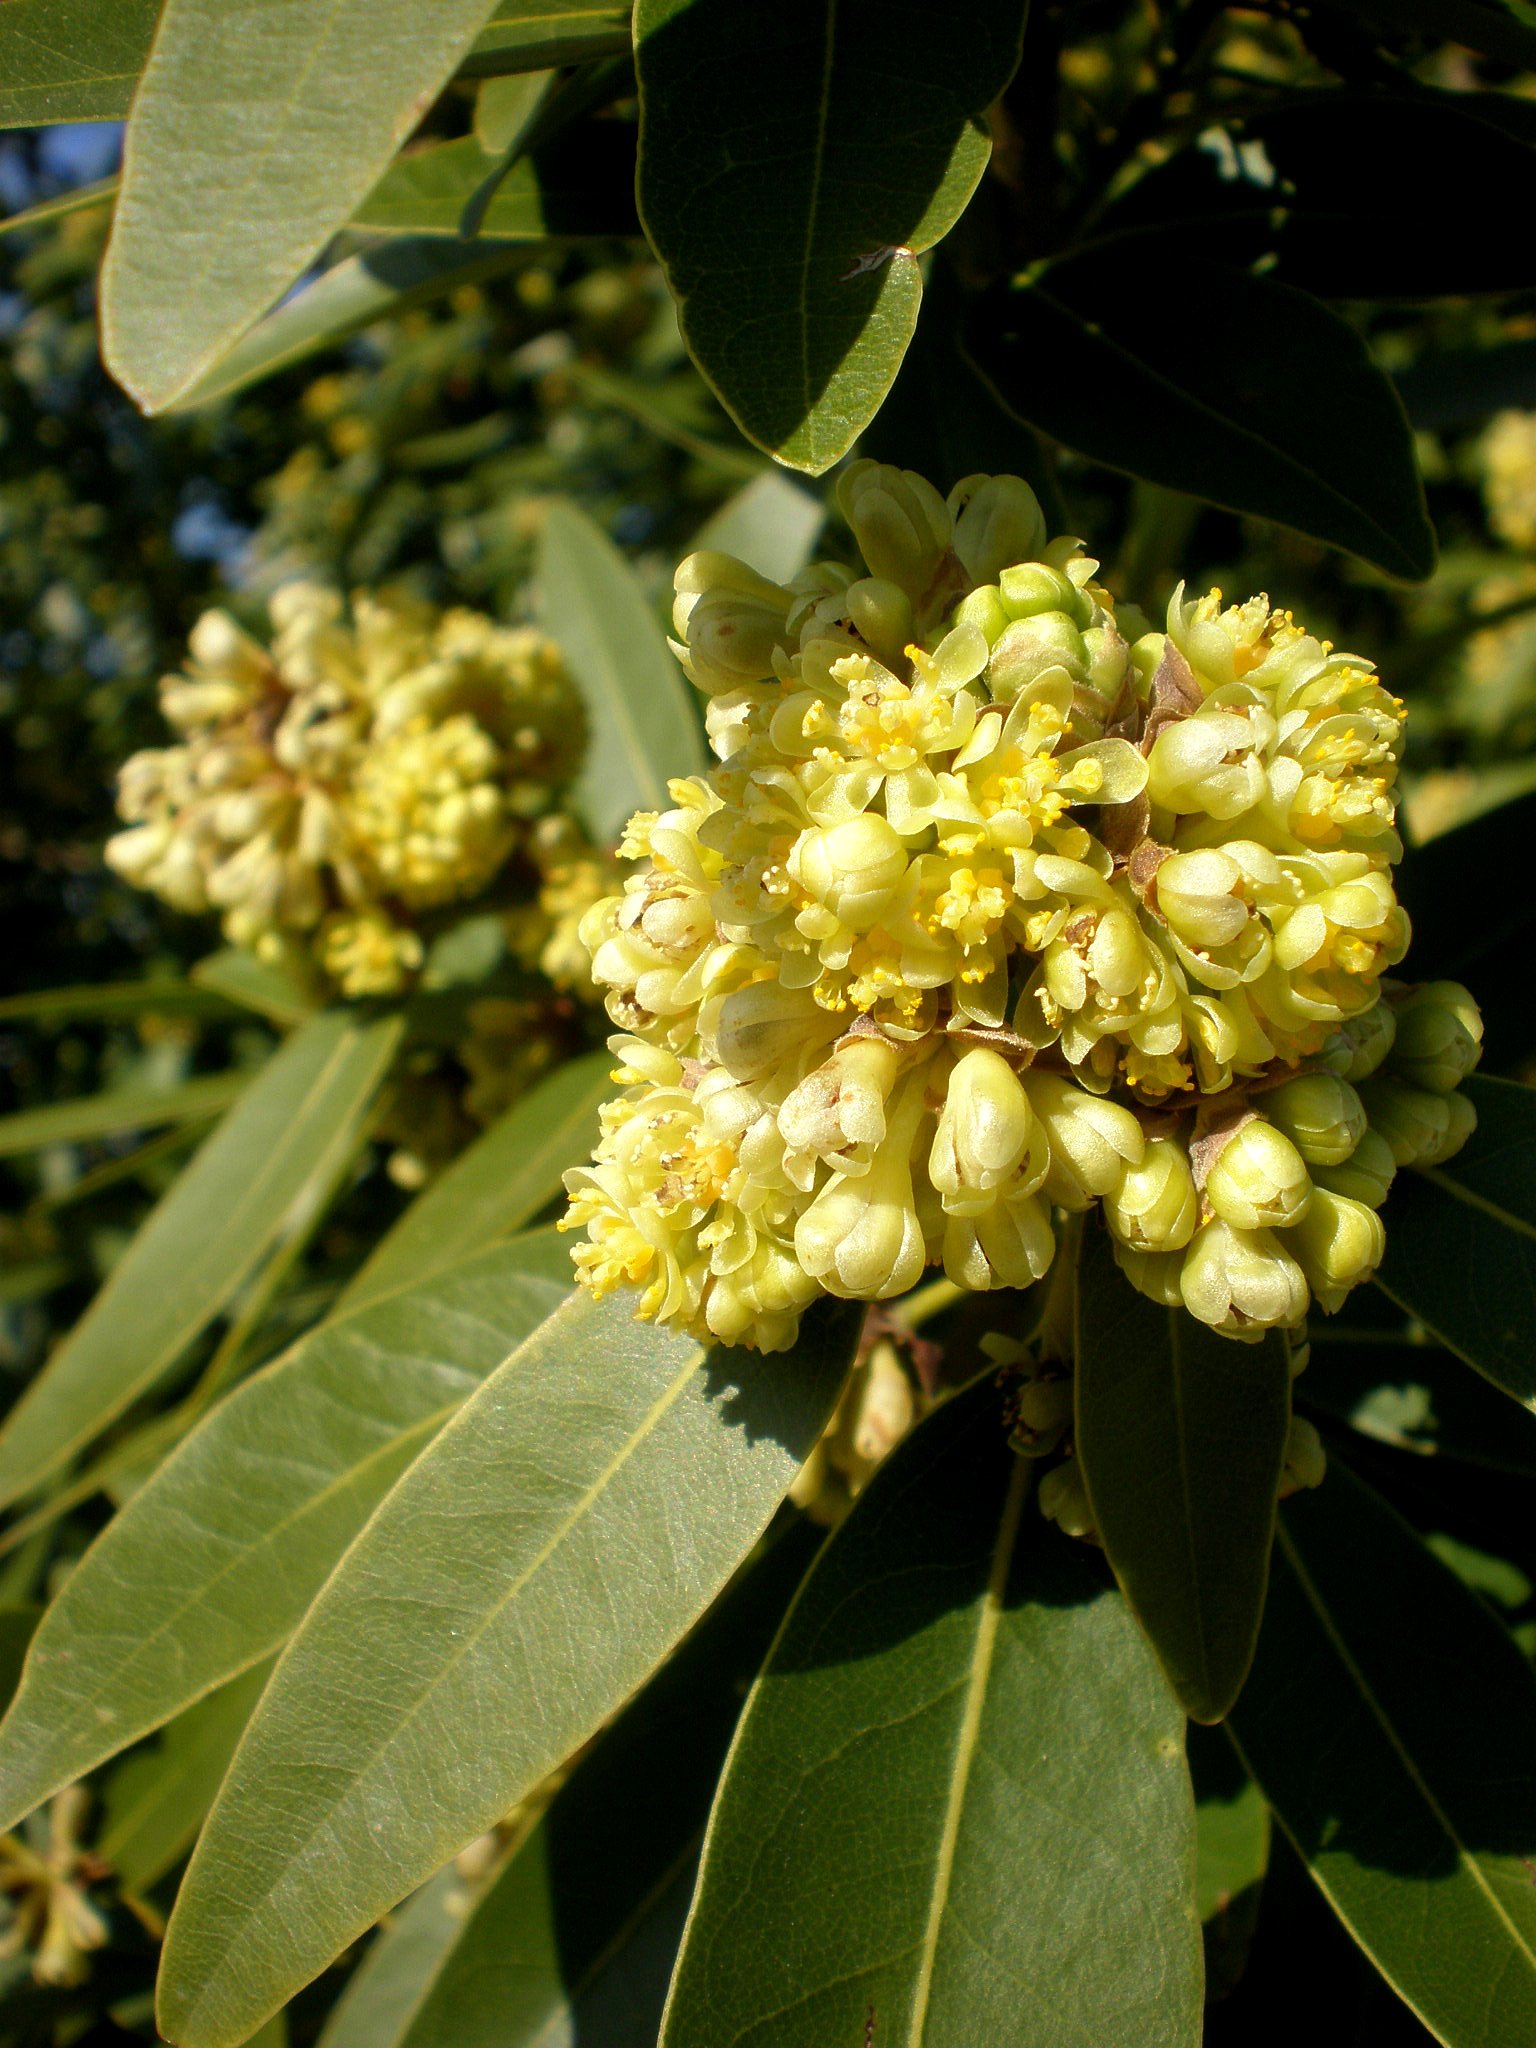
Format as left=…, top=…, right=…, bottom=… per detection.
left=0, top=0, right=158, bottom=127
left=350, top=134, right=635, bottom=240
left=165, top=238, right=531, bottom=413
left=315, top=1866, right=480, bottom=2048
left=324, top=1527, right=818, bottom=2048
left=536, top=500, right=706, bottom=843
left=1074, top=1227, right=1291, bottom=1723
left=0, top=1608, right=40, bottom=1715
left=1190, top=1723, right=1269, bottom=2002
left=966, top=250, right=1436, bottom=581
left=0, top=1232, right=573, bottom=1834
left=1228, top=1462, right=1536, bottom=2046
left=474, top=71, right=554, bottom=155
left=0, top=176, right=119, bottom=239
left=1304, top=1318, right=1536, bottom=1476
left=0, top=1071, right=248, bottom=1160
left=156, top=1292, right=860, bottom=2048
left=100, top=0, right=505, bottom=413
left=190, top=950, right=318, bottom=1026
left=337, top=1050, right=610, bottom=1317
left=98, top=1663, right=273, bottom=1897
left=1096, top=90, right=1536, bottom=301
left=634, top=0, right=1025, bottom=472
left=0, top=1011, right=401, bottom=1514
left=661, top=1376, right=1202, bottom=2048
left=0, top=979, right=237, bottom=1025
left=688, top=473, right=825, bottom=585
left=461, top=1, right=632, bottom=76
left=1375, top=1077, right=1536, bottom=1410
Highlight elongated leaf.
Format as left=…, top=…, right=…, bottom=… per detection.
left=1075, top=1227, right=1291, bottom=1722
left=339, top=1051, right=608, bottom=1317
left=156, top=1292, right=860, bottom=2048
left=635, top=0, right=1024, bottom=471
left=190, top=950, right=317, bottom=1026
left=0, top=1233, right=573, bottom=1834
left=1191, top=1724, right=1269, bottom=2002
left=462, top=1, right=631, bottom=76
left=99, top=1663, right=273, bottom=1897
left=966, top=249, right=1436, bottom=581
left=1375, top=1076, right=1536, bottom=1409
left=101, top=0, right=503, bottom=412
left=316, top=1866, right=480, bottom=2048
left=1097, top=89, right=1536, bottom=300
left=0, top=1012, right=400, bottom=1514
left=1, top=177, right=119, bottom=239
left=352, top=134, right=636, bottom=240
left=1305, top=1321, right=1536, bottom=1476
left=0, top=979, right=236, bottom=1025
left=0, top=1071, right=248, bottom=1160
left=325, top=1527, right=818, bottom=2048
left=662, top=1376, right=1202, bottom=2048
left=0, top=0, right=157, bottom=127
left=689, top=472, right=824, bottom=585
left=536, top=500, right=705, bottom=842
left=1229, top=1462, right=1536, bottom=2046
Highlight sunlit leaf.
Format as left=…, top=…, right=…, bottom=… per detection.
left=0, top=0, right=158, bottom=128
left=662, top=1376, right=1203, bottom=2048
left=0, top=1071, right=248, bottom=1160
left=0, top=1011, right=401, bottom=1514
left=461, top=1, right=632, bottom=76
left=688, top=472, right=825, bottom=585
left=156, top=1293, right=860, bottom=2048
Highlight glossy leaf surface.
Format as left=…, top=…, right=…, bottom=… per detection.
left=0, top=1010, right=401, bottom=1514
left=0, top=0, right=157, bottom=127
left=1229, top=1463, right=1536, bottom=2046
left=0, top=1233, right=573, bottom=1831
left=662, top=1376, right=1202, bottom=2048
left=1075, top=1228, right=1291, bottom=1722
left=156, top=1292, right=860, bottom=2048
left=967, top=249, right=1435, bottom=580
left=101, top=0, right=501, bottom=410
left=0, top=1071, right=246, bottom=1158
left=634, top=0, right=1024, bottom=471
left=461, top=1, right=632, bottom=76
left=338, top=1050, right=608, bottom=1316
left=536, top=499, right=705, bottom=842
left=1376, top=1077, right=1536, bottom=1409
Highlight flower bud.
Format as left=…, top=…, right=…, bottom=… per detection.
left=951, top=584, right=1012, bottom=646
left=795, top=1081, right=927, bottom=1299
left=1204, top=1118, right=1313, bottom=1231
left=997, top=561, right=1089, bottom=625
left=778, top=1036, right=901, bottom=1178
left=1262, top=1073, right=1366, bottom=1166
left=714, top=982, right=827, bottom=1080
left=1039, top=1456, right=1096, bottom=1540
left=1103, top=1137, right=1198, bottom=1252
left=1154, top=849, right=1253, bottom=951
left=1311, top=1126, right=1397, bottom=1208
left=1146, top=704, right=1269, bottom=819
left=1358, top=1074, right=1467, bottom=1167
left=986, top=615, right=1087, bottom=702
left=1286, top=1188, right=1384, bottom=1314
left=942, top=1190, right=1056, bottom=1291
left=672, top=552, right=791, bottom=692
left=1318, top=1000, right=1397, bottom=1082
left=1389, top=982, right=1484, bottom=1094
left=948, top=474, right=1049, bottom=587
left=1280, top=1415, right=1327, bottom=1497
left=930, top=1048, right=1044, bottom=1212
left=835, top=460, right=951, bottom=601
left=846, top=578, right=915, bottom=668
left=1024, top=1073, right=1145, bottom=1209
left=1180, top=1219, right=1309, bottom=1336
left=788, top=816, right=908, bottom=929
left=1114, top=1246, right=1187, bottom=1306
left=1012, top=1374, right=1074, bottom=1457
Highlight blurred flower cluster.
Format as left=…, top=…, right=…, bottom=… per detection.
left=564, top=463, right=1482, bottom=1353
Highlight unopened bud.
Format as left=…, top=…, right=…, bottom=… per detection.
left=1154, top=849, right=1253, bottom=951
left=942, top=1190, right=1056, bottom=1291
left=1180, top=1219, right=1309, bottom=1336
left=1114, top=1245, right=1187, bottom=1306
left=714, top=982, right=826, bottom=1080
left=1280, top=1415, right=1327, bottom=1496
left=789, top=816, right=908, bottom=929
left=1319, top=1001, right=1397, bottom=1082
left=1103, top=1137, right=1198, bottom=1252
left=779, top=1037, right=901, bottom=1175
left=846, top=578, right=916, bottom=667
left=1359, top=1074, right=1471, bottom=1167
left=795, top=1083, right=927, bottom=1299
left=948, top=474, right=1049, bottom=587
left=1013, top=1374, right=1074, bottom=1457
left=1312, top=1126, right=1396, bottom=1208
left=1038, top=1456, right=1096, bottom=1540
left=930, top=1048, right=1044, bottom=1213
left=835, top=460, right=951, bottom=600
left=998, top=561, right=1090, bottom=625
left=1204, top=1119, right=1313, bottom=1231
left=1423, top=1088, right=1478, bottom=1166
left=987, top=614, right=1087, bottom=702
left=1390, top=982, right=1484, bottom=1094
left=1262, top=1073, right=1366, bottom=1166
left=1146, top=705, right=1268, bottom=819
left=1025, top=1073, right=1145, bottom=1209
left=1287, top=1188, right=1385, bottom=1313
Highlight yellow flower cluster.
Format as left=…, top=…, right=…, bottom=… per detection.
left=563, top=462, right=1481, bottom=1351
left=107, top=585, right=584, bottom=996
left=1482, top=409, right=1536, bottom=552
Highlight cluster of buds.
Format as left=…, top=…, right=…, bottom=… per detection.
left=563, top=462, right=1482, bottom=1353
left=106, top=585, right=584, bottom=996
left=1482, top=409, right=1536, bottom=552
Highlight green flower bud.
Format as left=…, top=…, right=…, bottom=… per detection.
left=1286, top=1187, right=1384, bottom=1313
left=930, top=1048, right=1045, bottom=1213
left=998, top=561, right=1092, bottom=626
left=1358, top=1074, right=1467, bottom=1167
left=1389, top=981, right=1484, bottom=1094
left=1180, top=1219, right=1309, bottom=1336
left=846, top=578, right=916, bottom=669
left=951, top=584, right=1012, bottom=646
left=779, top=1037, right=902, bottom=1178
left=948, top=474, right=1049, bottom=588
left=795, top=1145, right=926, bottom=1300
left=714, top=982, right=827, bottom=1080
left=1203, top=1118, right=1313, bottom=1231
left=1103, top=1136, right=1198, bottom=1252
left=788, top=816, right=908, bottom=929
left=1262, top=1073, right=1367, bottom=1166
left=672, top=551, right=792, bottom=693
left=1013, top=1374, right=1074, bottom=1457
left=1280, top=1415, right=1327, bottom=1496
left=1038, top=1456, right=1096, bottom=1540
left=987, top=614, right=1087, bottom=703
left=1114, top=1245, right=1187, bottom=1306
left=1311, top=1126, right=1397, bottom=1208
left=1318, top=1000, right=1397, bottom=1082
left=1024, top=1072, right=1145, bottom=1210
left=836, top=460, right=951, bottom=604
left=942, top=1190, right=1056, bottom=1291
